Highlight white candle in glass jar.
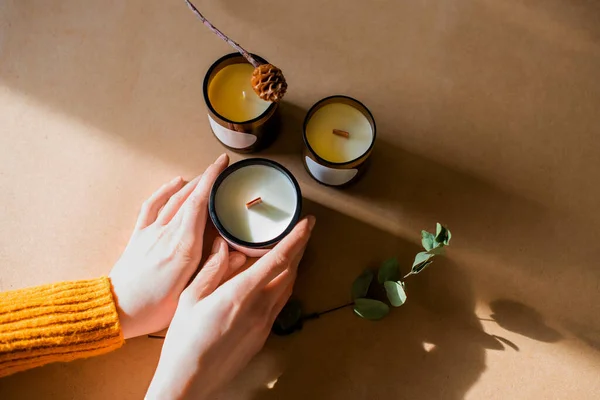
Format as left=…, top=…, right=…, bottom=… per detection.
left=210, top=159, right=301, bottom=256
left=305, top=102, right=374, bottom=163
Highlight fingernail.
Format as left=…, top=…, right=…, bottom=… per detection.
left=215, top=153, right=228, bottom=164
left=171, top=176, right=183, bottom=184
left=307, top=215, right=316, bottom=231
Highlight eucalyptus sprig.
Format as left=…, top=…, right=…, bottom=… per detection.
left=272, top=223, right=452, bottom=334
left=352, top=223, right=451, bottom=320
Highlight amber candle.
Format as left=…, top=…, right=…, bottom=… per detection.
left=203, top=53, right=279, bottom=153
left=302, top=95, right=376, bottom=186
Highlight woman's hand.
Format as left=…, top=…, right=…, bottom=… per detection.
left=146, top=216, right=316, bottom=400
left=109, top=154, right=247, bottom=339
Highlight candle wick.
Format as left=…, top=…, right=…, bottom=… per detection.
left=246, top=197, right=262, bottom=209
left=332, top=129, right=350, bottom=138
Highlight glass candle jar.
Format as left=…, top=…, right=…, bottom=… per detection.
left=209, top=158, right=302, bottom=257
left=302, top=95, right=376, bottom=186
left=203, top=53, right=279, bottom=153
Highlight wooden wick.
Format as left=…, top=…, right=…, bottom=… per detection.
left=332, top=129, right=350, bottom=138
left=184, top=0, right=261, bottom=68
left=246, top=197, right=263, bottom=209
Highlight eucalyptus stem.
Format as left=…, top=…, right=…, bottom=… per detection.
left=184, top=0, right=260, bottom=67
left=302, top=302, right=354, bottom=321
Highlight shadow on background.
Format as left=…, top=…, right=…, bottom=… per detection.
left=216, top=199, right=505, bottom=400
left=567, top=322, right=600, bottom=351
left=258, top=102, right=307, bottom=157
left=346, top=137, right=600, bottom=330
left=350, top=137, right=548, bottom=258
left=488, top=300, right=562, bottom=343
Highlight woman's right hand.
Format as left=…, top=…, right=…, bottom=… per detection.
left=146, top=216, right=316, bottom=400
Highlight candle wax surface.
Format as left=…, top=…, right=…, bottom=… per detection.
left=214, top=165, right=298, bottom=244
left=305, top=103, right=373, bottom=163
left=208, top=63, right=271, bottom=122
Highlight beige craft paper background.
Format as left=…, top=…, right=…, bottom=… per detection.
left=1, top=1, right=599, bottom=399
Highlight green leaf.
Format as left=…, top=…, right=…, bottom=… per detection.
left=435, top=223, right=443, bottom=239
left=413, top=260, right=433, bottom=274
left=412, top=251, right=434, bottom=267
left=353, top=298, right=390, bottom=320
left=412, top=251, right=434, bottom=274
left=378, top=258, right=400, bottom=284
left=272, top=300, right=303, bottom=336
left=351, top=269, right=374, bottom=300
left=427, top=245, right=446, bottom=256
left=421, top=230, right=435, bottom=251
left=435, top=223, right=451, bottom=245
left=384, top=281, right=407, bottom=307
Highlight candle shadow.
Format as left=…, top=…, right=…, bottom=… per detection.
left=212, top=202, right=292, bottom=246
left=250, top=201, right=292, bottom=223
left=258, top=101, right=307, bottom=157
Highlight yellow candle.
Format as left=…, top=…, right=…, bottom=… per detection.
left=305, top=103, right=373, bottom=163
left=208, top=63, right=271, bottom=122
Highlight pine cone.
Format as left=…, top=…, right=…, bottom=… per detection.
left=251, top=63, right=287, bottom=102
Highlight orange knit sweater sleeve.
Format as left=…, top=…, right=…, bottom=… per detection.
left=0, top=277, right=124, bottom=378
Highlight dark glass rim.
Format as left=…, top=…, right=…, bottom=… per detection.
left=209, top=158, right=302, bottom=249
left=202, top=53, right=277, bottom=125
left=302, top=95, right=377, bottom=166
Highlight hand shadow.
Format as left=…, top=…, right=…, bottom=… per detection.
left=215, top=199, right=503, bottom=400
left=488, top=300, right=562, bottom=343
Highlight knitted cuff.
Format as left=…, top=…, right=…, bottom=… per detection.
left=0, top=277, right=124, bottom=377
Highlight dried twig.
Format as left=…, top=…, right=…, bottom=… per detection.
left=184, top=0, right=260, bottom=68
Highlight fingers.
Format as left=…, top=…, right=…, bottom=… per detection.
left=228, top=252, right=247, bottom=275
left=263, top=237, right=306, bottom=298
left=268, top=281, right=294, bottom=322
left=263, top=237, right=308, bottom=320
left=155, top=175, right=202, bottom=225
left=224, top=216, right=315, bottom=303
left=178, top=154, right=229, bottom=240
left=186, top=237, right=230, bottom=301
left=135, top=176, right=185, bottom=230
left=222, top=254, right=252, bottom=282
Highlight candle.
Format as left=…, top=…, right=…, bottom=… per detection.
left=302, top=96, right=376, bottom=186
left=305, top=102, right=373, bottom=163
left=209, top=158, right=302, bottom=257
left=203, top=53, right=279, bottom=153
left=208, top=63, right=271, bottom=122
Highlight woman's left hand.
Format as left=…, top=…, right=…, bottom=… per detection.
left=109, top=153, right=246, bottom=339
